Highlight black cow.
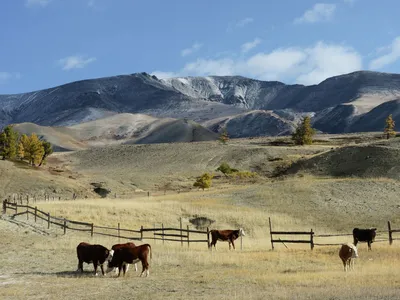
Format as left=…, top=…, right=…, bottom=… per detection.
left=353, top=228, right=377, bottom=251
left=76, top=242, right=111, bottom=276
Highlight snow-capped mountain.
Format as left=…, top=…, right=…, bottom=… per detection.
left=2, top=70, right=400, bottom=137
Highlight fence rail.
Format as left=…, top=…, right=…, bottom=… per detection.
left=2, top=200, right=210, bottom=248
left=268, top=217, right=400, bottom=250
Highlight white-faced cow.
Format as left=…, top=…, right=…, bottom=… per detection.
left=110, top=242, right=137, bottom=274
left=353, top=228, right=377, bottom=251
left=76, top=242, right=112, bottom=276
left=107, top=244, right=152, bottom=277
left=339, top=243, right=358, bottom=272
left=209, top=228, right=245, bottom=250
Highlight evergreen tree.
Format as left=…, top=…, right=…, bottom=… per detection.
left=0, top=125, right=19, bottom=160
left=384, top=114, right=396, bottom=139
left=291, top=116, right=316, bottom=145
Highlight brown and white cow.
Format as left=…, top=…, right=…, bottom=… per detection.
left=107, top=244, right=152, bottom=277
left=209, top=228, right=245, bottom=250
left=339, top=243, right=358, bottom=272
left=110, top=242, right=137, bottom=274
left=76, top=242, right=112, bottom=276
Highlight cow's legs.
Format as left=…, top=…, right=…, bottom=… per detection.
left=139, top=260, right=150, bottom=277
left=134, top=263, right=137, bottom=272
left=117, top=264, right=123, bottom=277
left=100, top=264, right=105, bottom=276
left=231, top=239, right=235, bottom=250
left=368, top=241, right=372, bottom=251
left=122, top=264, right=127, bottom=276
left=77, top=260, right=83, bottom=273
left=93, top=262, right=99, bottom=276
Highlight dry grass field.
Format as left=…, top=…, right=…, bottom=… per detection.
left=2, top=133, right=400, bottom=299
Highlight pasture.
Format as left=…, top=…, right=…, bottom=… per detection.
left=2, top=180, right=400, bottom=300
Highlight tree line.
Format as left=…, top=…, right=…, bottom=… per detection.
left=0, top=125, right=53, bottom=166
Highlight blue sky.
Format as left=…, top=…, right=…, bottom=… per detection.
left=1, top=0, right=400, bottom=94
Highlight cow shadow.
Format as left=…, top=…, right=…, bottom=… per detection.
left=14, top=270, right=108, bottom=278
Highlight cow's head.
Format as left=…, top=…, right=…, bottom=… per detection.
left=105, top=250, right=115, bottom=273
left=350, top=244, right=358, bottom=258
left=238, top=228, right=246, bottom=236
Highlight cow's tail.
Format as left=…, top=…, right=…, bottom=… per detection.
left=147, top=244, right=152, bottom=260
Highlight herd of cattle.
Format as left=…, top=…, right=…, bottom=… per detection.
left=76, top=227, right=377, bottom=276
left=76, top=228, right=245, bottom=277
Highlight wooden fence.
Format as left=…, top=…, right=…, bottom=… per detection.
left=2, top=200, right=210, bottom=248
left=269, top=217, right=400, bottom=250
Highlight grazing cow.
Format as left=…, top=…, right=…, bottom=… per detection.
left=76, top=242, right=111, bottom=276
left=210, top=228, right=245, bottom=250
left=108, top=244, right=152, bottom=277
left=339, top=243, right=358, bottom=271
left=353, top=228, right=377, bottom=251
left=110, top=242, right=138, bottom=274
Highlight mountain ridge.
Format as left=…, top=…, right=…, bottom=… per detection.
left=2, top=70, right=400, bottom=137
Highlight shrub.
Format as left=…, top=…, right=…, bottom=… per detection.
left=193, top=173, right=213, bottom=190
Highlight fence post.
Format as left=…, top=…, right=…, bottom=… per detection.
left=63, top=219, right=67, bottom=235
left=34, top=207, right=37, bottom=222
left=207, top=227, right=210, bottom=249
left=269, top=217, right=274, bottom=250
left=2, top=200, right=6, bottom=214
left=388, top=221, right=393, bottom=245
left=310, top=229, right=314, bottom=250
left=240, top=234, right=243, bottom=251
left=91, top=223, right=94, bottom=237
left=16, top=203, right=18, bottom=214
left=26, top=205, right=29, bottom=220
left=162, top=223, right=165, bottom=244
left=140, top=226, right=143, bottom=241
left=180, top=217, right=183, bottom=247
left=187, top=225, right=190, bottom=248
left=48, top=213, right=50, bottom=229
left=118, top=223, right=120, bottom=243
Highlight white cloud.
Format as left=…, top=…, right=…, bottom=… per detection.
left=58, top=55, right=96, bottom=71
left=25, top=0, right=52, bottom=7
left=236, top=17, right=254, bottom=27
left=369, top=37, right=400, bottom=70
left=150, top=71, right=177, bottom=79
left=181, top=43, right=202, bottom=57
left=156, top=42, right=362, bottom=85
left=182, top=58, right=236, bottom=76
left=343, top=0, right=356, bottom=5
left=0, top=72, right=21, bottom=84
left=241, top=38, right=262, bottom=53
left=294, top=3, right=336, bottom=24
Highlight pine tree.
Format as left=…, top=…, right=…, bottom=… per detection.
left=291, top=116, right=316, bottom=145
left=0, top=125, right=19, bottom=160
left=384, top=114, right=396, bottom=139
left=193, top=173, right=213, bottom=190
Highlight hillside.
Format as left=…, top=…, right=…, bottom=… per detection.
left=2, top=71, right=400, bottom=137
left=12, top=113, right=218, bottom=150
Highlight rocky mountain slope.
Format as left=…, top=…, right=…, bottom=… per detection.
left=2, top=71, right=400, bottom=137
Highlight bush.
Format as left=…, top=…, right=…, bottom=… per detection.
left=216, top=162, right=237, bottom=176
left=193, top=173, right=213, bottom=190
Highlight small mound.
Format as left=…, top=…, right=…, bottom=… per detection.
left=130, top=119, right=219, bottom=144
left=285, top=143, right=400, bottom=179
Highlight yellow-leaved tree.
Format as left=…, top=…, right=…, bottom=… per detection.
left=384, top=114, right=396, bottom=139
left=18, top=133, right=45, bottom=166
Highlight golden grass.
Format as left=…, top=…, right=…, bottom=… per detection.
left=4, top=175, right=400, bottom=299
